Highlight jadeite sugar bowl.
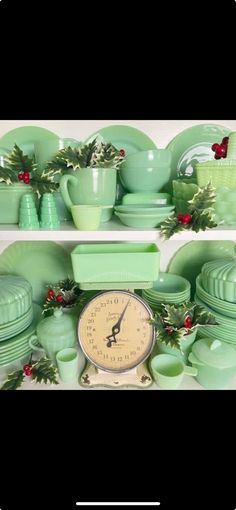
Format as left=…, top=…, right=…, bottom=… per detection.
left=188, top=338, right=236, bottom=389
left=201, top=255, right=236, bottom=303
left=29, top=308, right=77, bottom=363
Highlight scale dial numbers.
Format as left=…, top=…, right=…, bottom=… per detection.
left=78, top=290, right=155, bottom=373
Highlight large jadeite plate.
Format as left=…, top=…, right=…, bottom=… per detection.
left=165, top=123, right=230, bottom=191
left=167, top=241, right=236, bottom=299
left=0, top=126, right=59, bottom=157
left=85, top=124, right=157, bottom=155
left=0, top=242, right=73, bottom=305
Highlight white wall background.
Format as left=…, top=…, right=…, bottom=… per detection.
left=0, top=120, right=236, bottom=147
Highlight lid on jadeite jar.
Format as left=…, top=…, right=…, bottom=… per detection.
left=192, top=338, right=236, bottom=368
left=201, top=250, right=236, bottom=283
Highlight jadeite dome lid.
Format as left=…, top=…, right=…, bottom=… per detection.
left=192, top=338, right=236, bottom=368
left=37, top=308, right=77, bottom=341
left=201, top=253, right=236, bottom=283
left=0, top=275, right=32, bottom=325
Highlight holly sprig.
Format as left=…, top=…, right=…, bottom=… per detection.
left=0, top=144, right=59, bottom=197
left=150, top=302, right=219, bottom=351
left=43, top=278, right=85, bottom=317
left=160, top=182, right=218, bottom=239
left=43, top=139, right=125, bottom=181
left=0, top=356, right=58, bottom=390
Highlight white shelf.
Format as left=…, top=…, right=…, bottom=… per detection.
left=0, top=220, right=236, bottom=242
left=19, top=374, right=236, bottom=391
left=0, top=218, right=158, bottom=242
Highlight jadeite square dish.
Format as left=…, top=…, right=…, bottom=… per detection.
left=71, top=243, right=160, bottom=284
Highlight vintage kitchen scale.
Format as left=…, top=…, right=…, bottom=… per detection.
left=71, top=242, right=160, bottom=387
left=78, top=289, right=155, bottom=388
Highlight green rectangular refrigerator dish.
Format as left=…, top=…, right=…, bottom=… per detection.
left=71, top=243, right=160, bottom=286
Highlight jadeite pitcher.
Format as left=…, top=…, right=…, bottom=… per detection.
left=60, top=168, right=117, bottom=209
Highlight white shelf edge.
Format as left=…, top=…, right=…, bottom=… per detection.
left=1, top=222, right=236, bottom=242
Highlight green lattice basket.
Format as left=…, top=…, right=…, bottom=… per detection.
left=196, top=132, right=236, bottom=190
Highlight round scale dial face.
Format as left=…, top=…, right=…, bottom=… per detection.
left=78, top=290, right=155, bottom=373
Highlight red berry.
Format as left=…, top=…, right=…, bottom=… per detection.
left=56, top=294, right=64, bottom=302
left=211, top=143, right=220, bottom=152
left=23, top=172, right=30, bottom=179
left=119, top=149, right=125, bottom=157
left=222, top=137, right=229, bottom=144
left=184, top=316, right=193, bottom=329
left=47, top=289, right=55, bottom=300
left=181, top=214, right=192, bottom=225
left=23, top=364, right=33, bottom=377
left=214, top=154, right=221, bottom=160
left=24, top=177, right=30, bottom=184
left=177, top=214, right=184, bottom=221
left=18, top=172, right=24, bottom=181
left=215, top=145, right=226, bottom=158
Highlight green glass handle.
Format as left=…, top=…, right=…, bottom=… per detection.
left=60, top=174, right=78, bottom=210
left=184, top=364, right=198, bottom=376
left=29, top=334, right=46, bottom=354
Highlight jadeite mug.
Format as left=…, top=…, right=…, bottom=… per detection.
left=60, top=168, right=117, bottom=210
left=34, top=138, right=81, bottom=172
left=150, top=354, right=197, bottom=389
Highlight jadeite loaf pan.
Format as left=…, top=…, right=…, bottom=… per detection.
left=71, top=243, right=160, bottom=284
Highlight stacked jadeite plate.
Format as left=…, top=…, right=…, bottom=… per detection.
left=196, top=275, right=236, bottom=319
left=194, top=295, right=236, bottom=345
left=0, top=307, right=34, bottom=341
left=0, top=304, right=41, bottom=366
left=142, top=272, right=191, bottom=310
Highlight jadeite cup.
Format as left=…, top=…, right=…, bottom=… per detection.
left=56, top=348, right=79, bottom=383
left=150, top=354, right=197, bottom=389
left=71, top=205, right=102, bottom=230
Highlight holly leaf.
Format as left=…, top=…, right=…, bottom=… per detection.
left=0, top=165, right=19, bottom=184
left=5, top=144, right=36, bottom=173
left=150, top=312, right=165, bottom=331
left=160, top=215, right=185, bottom=240
left=32, top=358, right=59, bottom=385
left=157, top=327, right=186, bottom=350
left=190, top=210, right=217, bottom=233
left=163, top=304, right=187, bottom=329
left=1, top=369, right=24, bottom=390
left=192, top=304, right=219, bottom=327
left=30, top=170, right=59, bottom=198
left=76, top=139, right=97, bottom=168
left=188, top=182, right=217, bottom=212
left=91, top=142, right=124, bottom=169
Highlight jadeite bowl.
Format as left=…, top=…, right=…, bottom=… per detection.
left=147, top=272, right=191, bottom=298
left=119, top=166, right=171, bottom=193
left=122, top=192, right=172, bottom=205
left=123, top=149, right=172, bottom=168
left=115, top=204, right=175, bottom=215
left=115, top=211, right=174, bottom=228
